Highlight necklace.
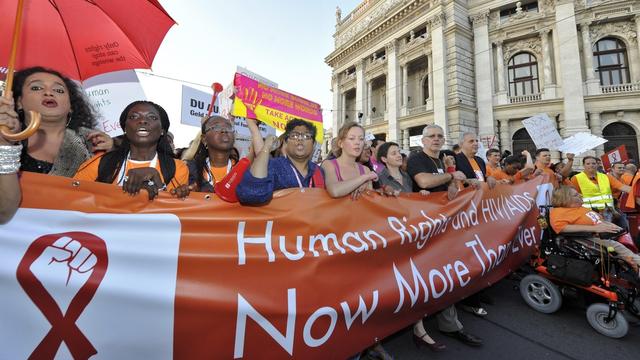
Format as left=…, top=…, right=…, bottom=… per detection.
left=426, top=153, right=444, bottom=172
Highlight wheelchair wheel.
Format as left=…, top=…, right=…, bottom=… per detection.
left=520, top=274, right=562, bottom=314
left=586, top=303, right=629, bottom=338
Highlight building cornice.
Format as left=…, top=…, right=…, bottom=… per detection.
left=326, top=0, right=432, bottom=68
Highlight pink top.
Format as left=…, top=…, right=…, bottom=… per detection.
left=330, top=159, right=366, bottom=181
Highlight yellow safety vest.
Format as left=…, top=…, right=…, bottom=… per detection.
left=575, top=172, right=614, bottom=209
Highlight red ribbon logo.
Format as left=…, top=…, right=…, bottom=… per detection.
left=16, top=232, right=108, bottom=360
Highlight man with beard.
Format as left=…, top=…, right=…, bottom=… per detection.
left=237, top=118, right=324, bottom=205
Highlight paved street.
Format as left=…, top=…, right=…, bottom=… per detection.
left=382, top=278, right=640, bottom=360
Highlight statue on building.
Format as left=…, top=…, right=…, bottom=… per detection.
left=516, top=2, right=523, bottom=14
left=336, top=6, right=342, bottom=24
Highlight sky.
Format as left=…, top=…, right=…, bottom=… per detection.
left=138, top=0, right=362, bottom=147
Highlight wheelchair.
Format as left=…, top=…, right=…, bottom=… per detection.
left=518, top=206, right=640, bottom=338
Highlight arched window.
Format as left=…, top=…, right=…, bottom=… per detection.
left=603, top=122, right=638, bottom=163
left=593, top=38, right=630, bottom=86
left=421, top=76, right=429, bottom=103
left=508, top=53, right=540, bottom=96
left=512, top=128, right=536, bottom=155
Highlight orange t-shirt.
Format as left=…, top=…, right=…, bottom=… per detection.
left=486, top=164, right=500, bottom=178
left=202, top=159, right=237, bottom=185
left=550, top=207, right=602, bottom=234
left=74, top=153, right=189, bottom=191
left=621, top=173, right=634, bottom=186
left=492, top=169, right=524, bottom=184
left=570, top=173, right=626, bottom=194
left=539, top=166, right=558, bottom=188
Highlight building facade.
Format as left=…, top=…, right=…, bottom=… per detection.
left=325, top=0, right=640, bottom=162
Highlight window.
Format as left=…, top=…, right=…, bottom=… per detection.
left=593, top=38, right=630, bottom=86
left=507, top=53, right=539, bottom=96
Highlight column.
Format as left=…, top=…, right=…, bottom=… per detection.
left=355, top=59, right=366, bottom=123
left=635, top=15, right=640, bottom=68
left=471, top=11, right=495, bottom=140
left=430, top=13, right=448, bottom=139
left=402, top=65, right=409, bottom=107
left=581, top=22, right=600, bottom=95
left=341, top=92, right=347, bottom=127
left=427, top=52, right=433, bottom=109
left=590, top=111, right=604, bottom=157
left=556, top=0, right=588, bottom=135
left=494, top=40, right=506, bottom=93
left=386, top=40, right=400, bottom=142
left=402, top=129, right=410, bottom=150
left=331, top=74, right=340, bottom=138
left=499, top=119, right=511, bottom=153
left=540, top=30, right=553, bottom=85
left=366, top=80, right=373, bottom=125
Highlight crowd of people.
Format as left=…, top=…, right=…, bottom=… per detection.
left=1, top=65, right=640, bottom=359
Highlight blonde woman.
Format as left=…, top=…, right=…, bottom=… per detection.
left=322, top=121, right=377, bottom=200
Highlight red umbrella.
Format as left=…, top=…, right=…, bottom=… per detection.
left=0, top=0, right=176, bottom=82
left=0, top=0, right=176, bottom=140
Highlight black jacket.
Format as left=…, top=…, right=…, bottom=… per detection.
left=454, top=152, right=487, bottom=180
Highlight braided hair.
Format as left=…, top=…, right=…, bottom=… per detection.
left=96, top=101, right=175, bottom=185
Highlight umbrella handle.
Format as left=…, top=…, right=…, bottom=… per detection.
left=0, top=110, right=41, bottom=141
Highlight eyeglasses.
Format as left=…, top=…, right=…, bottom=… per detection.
left=205, top=125, right=235, bottom=134
left=424, top=134, right=444, bottom=139
left=288, top=132, right=313, bottom=141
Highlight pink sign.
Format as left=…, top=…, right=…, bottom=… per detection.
left=231, top=72, right=323, bottom=141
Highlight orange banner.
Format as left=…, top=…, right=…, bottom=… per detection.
left=2, top=173, right=543, bottom=359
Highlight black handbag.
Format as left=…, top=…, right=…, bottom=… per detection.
left=546, top=254, right=596, bottom=286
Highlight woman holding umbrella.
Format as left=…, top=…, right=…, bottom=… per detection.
left=11, top=66, right=113, bottom=176
left=74, top=100, right=190, bottom=200
left=0, top=96, right=21, bottom=223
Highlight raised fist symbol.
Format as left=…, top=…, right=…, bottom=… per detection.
left=17, top=232, right=108, bottom=360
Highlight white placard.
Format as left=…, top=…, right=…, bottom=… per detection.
left=180, top=85, right=220, bottom=127
left=83, top=71, right=147, bottom=137
left=522, top=114, right=563, bottom=150
left=557, top=132, right=608, bottom=155
left=409, top=135, right=422, bottom=147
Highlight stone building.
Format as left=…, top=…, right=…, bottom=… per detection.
left=325, top=0, right=640, bottom=161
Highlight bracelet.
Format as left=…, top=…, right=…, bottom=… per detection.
left=0, top=144, right=22, bottom=175
left=445, top=172, right=453, bottom=182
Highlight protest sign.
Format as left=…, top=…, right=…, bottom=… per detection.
left=409, top=135, right=422, bottom=147
left=1, top=173, right=542, bottom=359
left=219, top=67, right=278, bottom=120
left=180, top=85, right=220, bottom=127
left=522, top=114, right=563, bottom=150
left=557, top=132, right=608, bottom=155
left=601, top=145, right=628, bottom=171
left=83, top=70, right=147, bottom=137
left=232, top=72, right=323, bottom=142
left=180, top=84, right=275, bottom=158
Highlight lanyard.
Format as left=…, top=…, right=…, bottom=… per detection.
left=205, top=158, right=233, bottom=185
left=289, top=164, right=314, bottom=192
left=116, top=152, right=158, bottom=185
